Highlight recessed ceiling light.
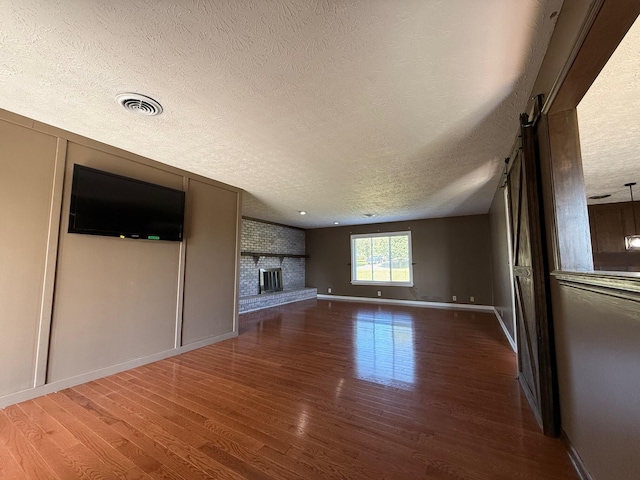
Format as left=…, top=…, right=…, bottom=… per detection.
left=116, top=93, right=163, bottom=116
left=333, top=221, right=340, bottom=225
left=588, top=194, right=611, bottom=200
left=363, top=213, right=376, bottom=218
left=299, top=211, right=307, bottom=215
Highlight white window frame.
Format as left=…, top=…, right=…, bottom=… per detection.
left=350, top=231, right=414, bottom=287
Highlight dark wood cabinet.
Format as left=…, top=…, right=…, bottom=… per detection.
left=588, top=201, right=640, bottom=271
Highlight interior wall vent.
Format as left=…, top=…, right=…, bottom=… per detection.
left=115, top=93, right=163, bottom=116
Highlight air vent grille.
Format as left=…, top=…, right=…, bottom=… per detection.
left=116, top=93, right=163, bottom=116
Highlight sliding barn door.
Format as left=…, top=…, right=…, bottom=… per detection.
left=507, top=113, right=559, bottom=436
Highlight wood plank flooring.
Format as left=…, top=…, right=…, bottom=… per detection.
left=0, top=299, right=579, bottom=479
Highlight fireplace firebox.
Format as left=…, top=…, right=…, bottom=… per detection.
left=259, top=268, right=283, bottom=294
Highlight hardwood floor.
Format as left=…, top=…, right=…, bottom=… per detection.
left=0, top=299, right=578, bottom=479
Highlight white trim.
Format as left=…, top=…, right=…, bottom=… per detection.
left=174, top=178, right=188, bottom=348
left=350, top=281, right=414, bottom=287
left=317, top=294, right=494, bottom=312
left=34, top=137, right=67, bottom=387
left=179, top=331, right=237, bottom=352
left=493, top=307, right=517, bottom=352
left=350, top=231, right=412, bottom=240
left=350, top=231, right=414, bottom=286
left=503, top=185, right=518, bottom=350
left=233, top=190, right=243, bottom=335
left=317, top=295, right=517, bottom=350
left=0, top=330, right=237, bottom=409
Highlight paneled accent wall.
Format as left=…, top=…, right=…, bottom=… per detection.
left=0, top=119, right=58, bottom=396
left=181, top=180, right=239, bottom=345
left=47, top=142, right=184, bottom=382
left=239, top=219, right=306, bottom=297
left=0, top=108, right=241, bottom=407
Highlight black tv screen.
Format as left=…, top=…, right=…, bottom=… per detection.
left=69, top=165, right=185, bottom=241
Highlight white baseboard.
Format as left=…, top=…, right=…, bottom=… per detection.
left=1, top=299, right=516, bottom=409
left=316, top=295, right=516, bottom=350
left=0, top=330, right=237, bottom=409
left=316, top=294, right=494, bottom=312
left=561, top=430, right=594, bottom=480
left=493, top=307, right=517, bottom=351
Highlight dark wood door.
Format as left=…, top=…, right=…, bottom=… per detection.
left=507, top=113, right=559, bottom=436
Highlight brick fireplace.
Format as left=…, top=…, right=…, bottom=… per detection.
left=239, top=218, right=316, bottom=313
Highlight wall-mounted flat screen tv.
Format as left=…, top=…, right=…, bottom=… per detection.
left=69, top=164, right=185, bottom=241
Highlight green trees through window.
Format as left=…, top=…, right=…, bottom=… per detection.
left=351, top=232, right=413, bottom=286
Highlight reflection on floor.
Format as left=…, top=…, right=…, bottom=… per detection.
left=354, top=310, right=415, bottom=388
left=0, top=299, right=579, bottom=479
left=236, top=298, right=578, bottom=479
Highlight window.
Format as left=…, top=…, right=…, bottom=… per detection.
left=350, top=231, right=413, bottom=286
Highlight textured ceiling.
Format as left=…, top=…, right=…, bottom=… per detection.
left=0, top=0, right=563, bottom=228
left=578, top=15, right=640, bottom=206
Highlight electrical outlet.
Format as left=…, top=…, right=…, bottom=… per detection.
left=470, top=296, right=475, bottom=303
left=328, top=287, right=332, bottom=294
left=377, top=291, right=382, bottom=297
left=452, top=295, right=457, bottom=301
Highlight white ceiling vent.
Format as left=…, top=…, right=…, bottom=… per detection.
left=115, top=93, right=163, bottom=116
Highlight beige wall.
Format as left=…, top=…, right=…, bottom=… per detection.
left=0, top=109, right=241, bottom=406
left=551, top=280, right=640, bottom=480
left=306, top=215, right=493, bottom=305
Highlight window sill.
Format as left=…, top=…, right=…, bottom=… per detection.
left=350, top=281, right=414, bottom=287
